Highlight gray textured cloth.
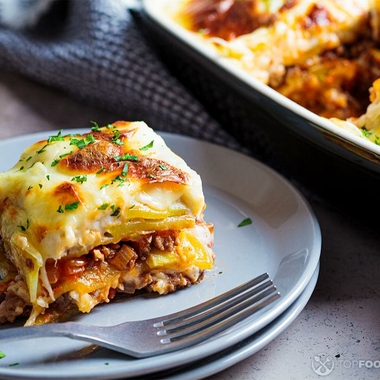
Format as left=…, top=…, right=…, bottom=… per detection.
left=0, top=0, right=243, bottom=150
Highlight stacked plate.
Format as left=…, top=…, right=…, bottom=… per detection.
left=0, top=131, right=321, bottom=379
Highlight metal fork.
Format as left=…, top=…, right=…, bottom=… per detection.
left=0, top=273, right=280, bottom=358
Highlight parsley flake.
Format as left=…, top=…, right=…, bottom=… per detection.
left=0, top=351, right=5, bottom=359
left=111, top=129, right=123, bottom=146
left=90, top=121, right=101, bottom=132
left=60, top=151, right=73, bottom=158
left=111, top=175, right=126, bottom=187
left=140, top=140, right=154, bottom=151
left=114, top=153, right=138, bottom=162
left=51, top=159, right=60, bottom=167
left=238, top=218, right=252, bottom=227
left=121, top=163, right=129, bottom=177
left=65, top=202, right=80, bottom=211
left=72, top=175, right=87, bottom=184
left=17, top=219, right=29, bottom=232
left=36, top=144, right=48, bottom=154
left=361, top=127, right=372, bottom=138
left=70, top=134, right=95, bottom=149
left=110, top=205, right=120, bottom=217
left=47, top=130, right=64, bottom=143
left=98, top=203, right=109, bottom=210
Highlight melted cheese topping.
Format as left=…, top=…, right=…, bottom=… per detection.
left=170, top=0, right=372, bottom=84
left=0, top=121, right=214, bottom=324
left=167, top=0, right=380, bottom=141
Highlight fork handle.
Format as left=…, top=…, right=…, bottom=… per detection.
left=0, top=322, right=102, bottom=344
left=0, top=322, right=135, bottom=355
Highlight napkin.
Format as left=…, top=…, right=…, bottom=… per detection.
left=0, top=0, right=247, bottom=151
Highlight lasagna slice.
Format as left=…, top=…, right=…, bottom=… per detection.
left=0, top=121, right=215, bottom=326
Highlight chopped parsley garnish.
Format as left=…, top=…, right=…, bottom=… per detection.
left=111, top=129, right=123, bottom=146
left=46, top=175, right=50, bottom=181
left=96, top=167, right=105, bottom=174
left=111, top=175, right=127, bottom=187
left=139, top=140, right=154, bottom=151
left=98, top=203, right=109, bottom=210
left=0, top=351, right=5, bottom=359
left=159, top=164, right=168, bottom=170
left=36, top=144, right=48, bottom=154
left=60, top=151, right=73, bottom=158
left=70, top=134, right=95, bottom=149
left=100, top=183, right=110, bottom=190
left=72, top=175, right=87, bottom=184
left=361, top=127, right=372, bottom=138
left=110, top=205, right=120, bottom=217
left=51, top=149, right=73, bottom=167
left=9, top=363, right=19, bottom=367
left=114, top=153, right=138, bottom=162
left=238, top=218, right=252, bottom=227
left=47, top=130, right=64, bottom=143
left=90, top=121, right=101, bottom=132
left=65, top=202, right=80, bottom=211
left=57, top=202, right=80, bottom=213
left=17, top=219, right=30, bottom=232
left=38, top=184, right=43, bottom=189
left=121, top=163, right=129, bottom=177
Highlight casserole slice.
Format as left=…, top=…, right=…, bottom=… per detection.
left=0, top=121, right=214, bottom=326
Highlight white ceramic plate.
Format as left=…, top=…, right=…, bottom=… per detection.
left=156, top=263, right=319, bottom=380
left=0, top=130, right=321, bottom=379
left=142, top=0, right=380, bottom=174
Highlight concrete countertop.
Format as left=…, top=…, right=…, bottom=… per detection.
left=0, top=71, right=379, bottom=380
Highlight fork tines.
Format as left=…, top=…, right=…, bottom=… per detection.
left=155, top=273, right=280, bottom=346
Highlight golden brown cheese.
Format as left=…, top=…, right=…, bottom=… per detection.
left=0, top=121, right=215, bottom=325
left=168, top=0, right=380, bottom=124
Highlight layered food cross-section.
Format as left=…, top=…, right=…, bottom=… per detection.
left=0, top=121, right=215, bottom=326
